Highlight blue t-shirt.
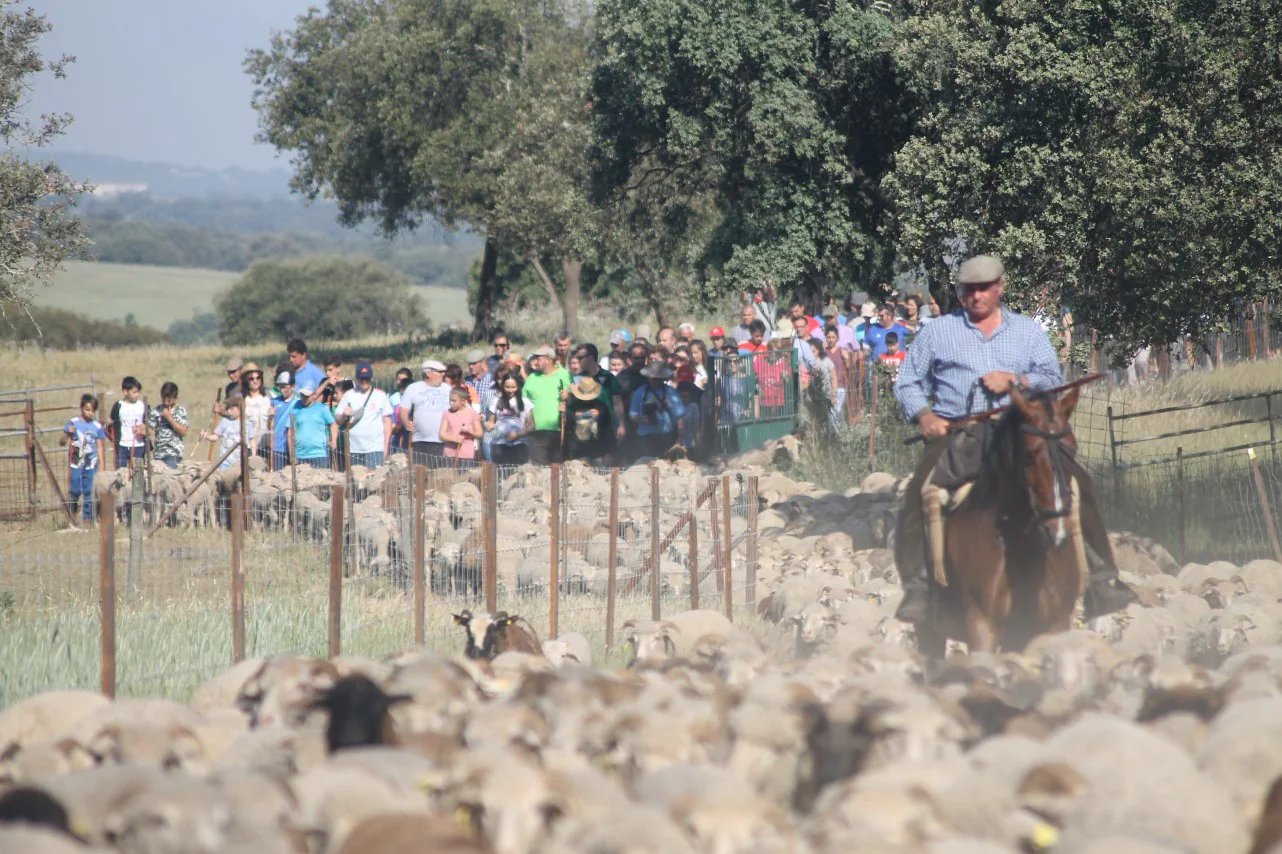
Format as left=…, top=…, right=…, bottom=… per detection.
left=863, top=322, right=912, bottom=360
left=272, top=397, right=300, bottom=453
left=292, top=403, right=335, bottom=460
left=294, top=360, right=326, bottom=393
left=65, top=418, right=107, bottom=470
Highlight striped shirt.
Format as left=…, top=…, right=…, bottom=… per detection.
left=894, top=308, right=1062, bottom=421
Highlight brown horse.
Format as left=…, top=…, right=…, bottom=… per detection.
left=918, top=384, right=1087, bottom=656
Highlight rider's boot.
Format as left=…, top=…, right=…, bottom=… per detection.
left=1082, top=545, right=1138, bottom=620
left=895, top=564, right=932, bottom=624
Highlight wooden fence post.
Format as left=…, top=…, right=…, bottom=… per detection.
left=853, top=356, right=864, bottom=422
left=721, top=475, right=733, bottom=623
left=1176, top=447, right=1186, bottom=566
left=605, top=467, right=619, bottom=651
left=239, top=400, right=250, bottom=532
left=484, top=463, right=498, bottom=614
left=549, top=463, right=561, bottom=639
left=126, top=457, right=142, bottom=598
left=328, top=485, right=345, bottom=658
left=1248, top=448, right=1282, bottom=564
left=414, top=466, right=427, bottom=646
left=650, top=465, right=661, bottom=620
left=709, top=476, right=723, bottom=595
left=746, top=475, right=759, bottom=610
left=230, top=492, right=245, bottom=664
left=1107, top=406, right=1120, bottom=509
left=99, top=491, right=117, bottom=698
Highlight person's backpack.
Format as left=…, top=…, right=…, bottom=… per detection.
left=573, top=406, right=601, bottom=444
left=106, top=400, right=122, bottom=444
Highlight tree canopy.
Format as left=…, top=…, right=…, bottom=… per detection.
left=213, top=257, right=425, bottom=345
left=249, top=0, right=1282, bottom=347
left=0, top=3, right=90, bottom=321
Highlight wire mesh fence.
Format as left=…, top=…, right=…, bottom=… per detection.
left=0, top=461, right=762, bottom=704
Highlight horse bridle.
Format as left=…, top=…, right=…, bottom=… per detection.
left=1015, top=395, right=1075, bottom=532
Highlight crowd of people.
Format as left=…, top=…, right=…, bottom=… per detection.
left=55, top=287, right=945, bottom=522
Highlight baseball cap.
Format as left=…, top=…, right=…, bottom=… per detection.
left=608, top=328, right=632, bottom=347
left=298, top=385, right=316, bottom=397
left=275, top=370, right=295, bottom=386
left=421, top=359, right=446, bottom=372
left=224, top=356, right=244, bottom=372
left=355, top=362, right=373, bottom=380
left=709, top=326, right=726, bottom=338
left=822, top=304, right=839, bottom=318
left=465, top=349, right=486, bottom=364
left=532, top=345, right=556, bottom=358
left=860, top=303, right=876, bottom=320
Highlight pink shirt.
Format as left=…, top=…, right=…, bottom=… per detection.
left=441, top=407, right=481, bottom=459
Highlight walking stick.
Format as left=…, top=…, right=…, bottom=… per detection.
left=903, top=374, right=1104, bottom=445
left=205, top=387, right=223, bottom=462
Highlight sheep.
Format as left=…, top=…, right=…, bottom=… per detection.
left=542, top=632, right=594, bottom=668
left=334, top=813, right=489, bottom=854
left=0, top=691, right=109, bottom=756
left=235, top=656, right=340, bottom=728
left=452, top=609, right=543, bottom=660
left=622, top=609, right=736, bottom=665
left=1189, top=604, right=1282, bottom=668
left=789, top=602, right=841, bottom=658
left=309, top=674, right=411, bottom=753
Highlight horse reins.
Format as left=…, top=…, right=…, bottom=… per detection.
left=1016, top=395, right=1075, bottom=531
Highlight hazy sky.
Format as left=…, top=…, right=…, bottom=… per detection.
left=29, top=0, right=316, bottom=170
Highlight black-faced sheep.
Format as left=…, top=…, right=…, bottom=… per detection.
left=310, top=675, right=411, bottom=753
left=452, top=610, right=542, bottom=660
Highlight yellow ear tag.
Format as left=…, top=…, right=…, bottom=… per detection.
left=1030, top=822, right=1059, bottom=850
left=454, top=806, right=471, bottom=829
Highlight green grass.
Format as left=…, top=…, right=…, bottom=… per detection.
left=33, top=261, right=472, bottom=331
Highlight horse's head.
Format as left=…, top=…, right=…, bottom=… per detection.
left=1008, top=383, right=1081, bottom=549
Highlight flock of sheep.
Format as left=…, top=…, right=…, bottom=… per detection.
left=8, top=438, right=1282, bottom=853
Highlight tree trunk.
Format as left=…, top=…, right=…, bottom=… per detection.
left=471, top=236, right=500, bottom=343
left=636, top=270, right=670, bottom=329
left=561, top=257, right=582, bottom=336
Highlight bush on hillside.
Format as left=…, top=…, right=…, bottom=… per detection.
left=214, top=256, right=427, bottom=345
left=167, top=310, right=220, bottom=346
left=0, top=306, right=168, bottom=349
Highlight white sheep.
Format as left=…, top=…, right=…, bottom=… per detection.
left=542, top=632, right=594, bottom=668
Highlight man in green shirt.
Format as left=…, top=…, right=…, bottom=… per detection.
left=521, top=344, right=571, bottom=465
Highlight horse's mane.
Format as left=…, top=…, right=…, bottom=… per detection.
left=969, top=400, right=1029, bottom=509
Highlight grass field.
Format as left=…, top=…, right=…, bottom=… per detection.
left=35, top=261, right=473, bottom=330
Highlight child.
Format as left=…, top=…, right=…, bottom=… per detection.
left=607, top=352, right=627, bottom=376
left=199, top=395, right=255, bottom=470
left=60, top=394, right=106, bottom=524
left=147, top=382, right=188, bottom=469
left=108, top=376, right=147, bottom=468
left=879, top=331, right=906, bottom=379
left=440, top=386, right=483, bottom=466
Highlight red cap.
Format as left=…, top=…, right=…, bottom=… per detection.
left=675, top=365, right=696, bottom=384
left=709, top=326, right=726, bottom=337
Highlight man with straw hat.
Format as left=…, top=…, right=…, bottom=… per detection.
left=627, top=363, right=687, bottom=461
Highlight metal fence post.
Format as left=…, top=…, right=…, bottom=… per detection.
left=127, top=457, right=142, bottom=598
left=650, top=465, right=660, bottom=620
left=1176, top=447, right=1186, bottom=566
left=414, top=467, right=427, bottom=645
left=99, top=491, right=117, bottom=698
left=746, top=475, right=759, bottom=610
left=1107, top=406, right=1120, bottom=509
left=605, top=467, right=619, bottom=650
left=721, top=475, right=733, bottom=623
left=1248, top=448, right=1282, bottom=563
left=868, top=372, right=879, bottom=471
left=231, top=492, right=245, bottom=663
left=688, top=498, right=699, bottom=611
left=25, top=398, right=36, bottom=519
left=484, top=463, right=498, bottom=614
left=549, top=463, right=561, bottom=638
left=328, top=485, right=346, bottom=658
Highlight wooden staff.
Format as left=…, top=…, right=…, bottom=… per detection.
left=204, top=387, right=223, bottom=461
left=903, top=374, right=1104, bottom=445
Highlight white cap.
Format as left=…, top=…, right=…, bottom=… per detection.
left=421, top=359, right=446, bottom=372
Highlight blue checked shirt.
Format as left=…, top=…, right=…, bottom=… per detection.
left=466, top=372, right=496, bottom=412
left=894, top=308, right=1063, bottom=421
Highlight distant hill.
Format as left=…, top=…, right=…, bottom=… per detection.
left=50, top=151, right=294, bottom=200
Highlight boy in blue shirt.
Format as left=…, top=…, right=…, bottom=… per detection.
left=269, top=370, right=300, bottom=471
left=290, top=383, right=338, bottom=468
left=60, top=393, right=107, bottom=524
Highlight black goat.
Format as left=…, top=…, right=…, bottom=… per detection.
left=310, top=674, right=411, bottom=753
left=452, top=609, right=542, bottom=660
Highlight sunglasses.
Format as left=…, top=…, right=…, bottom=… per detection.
left=494, top=342, right=509, bottom=349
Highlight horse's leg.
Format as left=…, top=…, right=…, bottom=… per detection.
left=965, top=603, right=998, bottom=654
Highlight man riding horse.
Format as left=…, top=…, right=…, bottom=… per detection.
left=893, top=254, right=1137, bottom=627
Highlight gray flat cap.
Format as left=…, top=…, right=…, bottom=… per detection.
left=465, top=349, right=486, bottom=364
left=956, top=255, right=1005, bottom=285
